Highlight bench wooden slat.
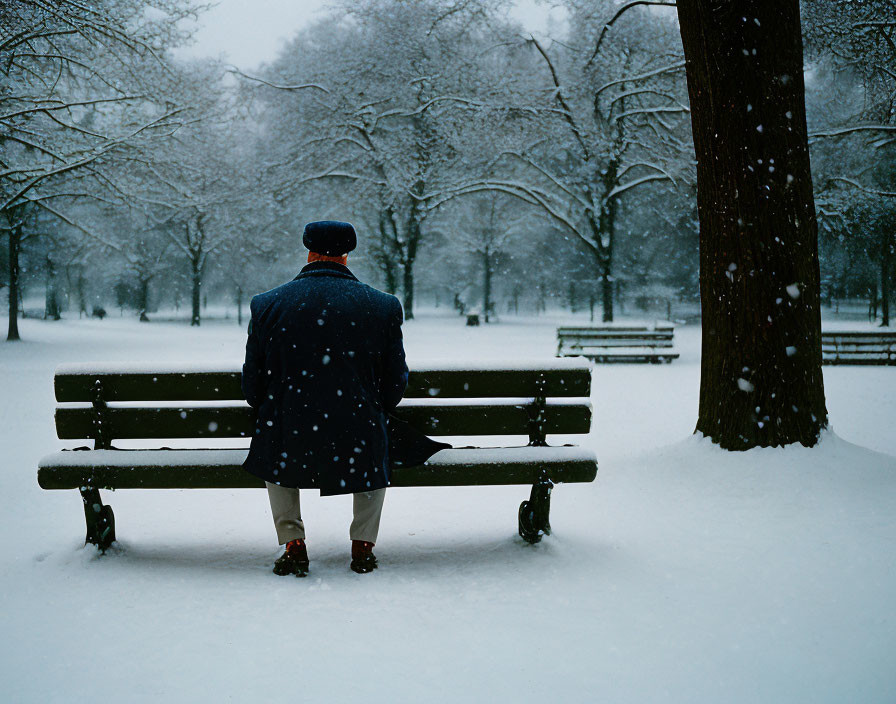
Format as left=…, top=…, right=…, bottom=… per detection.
left=38, top=447, right=598, bottom=489
left=556, top=330, right=673, bottom=338
left=556, top=326, right=673, bottom=333
left=54, top=400, right=593, bottom=439
left=561, top=339, right=675, bottom=349
left=579, top=352, right=679, bottom=363
left=821, top=337, right=896, bottom=350
left=822, top=357, right=895, bottom=365
left=821, top=332, right=896, bottom=340
left=819, top=331, right=896, bottom=365
left=54, top=364, right=592, bottom=402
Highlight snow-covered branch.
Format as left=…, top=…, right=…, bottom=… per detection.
left=612, top=105, right=689, bottom=124
left=585, top=1, right=678, bottom=68
left=828, top=176, right=896, bottom=197
left=594, top=61, right=686, bottom=100
left=604, top=173, right=673, bottom=202
left=227, top=66, right=331, bottom=93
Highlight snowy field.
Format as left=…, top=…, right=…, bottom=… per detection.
left=1, top=310, right=894, bottom=703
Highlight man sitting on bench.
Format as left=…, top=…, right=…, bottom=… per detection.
left=241, top=220, right=409, bottom=576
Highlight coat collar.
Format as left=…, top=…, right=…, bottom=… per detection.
left=294, top=261, right=359, bottom=282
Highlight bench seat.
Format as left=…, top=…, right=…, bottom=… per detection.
left=38, top=446, right=598, bottom=490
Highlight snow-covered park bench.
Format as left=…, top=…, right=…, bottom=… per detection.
left=821, top=331, right=896, bottom=365
left=37, top=361, right=598, bottom=551
left=557, top=325, right=679, bottom=363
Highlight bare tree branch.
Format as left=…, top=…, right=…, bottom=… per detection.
left=585, top=1, right=677, bottom=68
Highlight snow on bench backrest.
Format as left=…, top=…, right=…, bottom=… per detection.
left=54, top=359, right=593, bottom=402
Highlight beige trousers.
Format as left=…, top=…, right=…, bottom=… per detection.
left=265, top=482, right=386, bottom=545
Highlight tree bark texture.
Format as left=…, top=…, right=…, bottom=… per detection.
left=7, top=227, right=20, bottom=341
left=138, top=277, right=150, bottom=316
left=76, top=272, right=87, bottom=318
left=377, top=209, right=399, bottom=295
left=44, top=253, right=60, bottom=321
left=191, top=259, right=202, bottom=327
left=402, top=212, right=420, bottom=321
left=677, top=0, right=827, bottom=448
left=402, top=260, right=414, bottom=321
left=880, top=231, right=892, bottom=326
left=482, top=249, right=493, bottom=323
left=601, top=262, right=614, bottom=323
left=597, top=159, right=619, bottom=323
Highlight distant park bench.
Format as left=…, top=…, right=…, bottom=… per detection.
left=38, top=361, right=597, bottom=551
left=557, top=325, right=679, bottom=363
left=821, top=331, right=896, bottom=365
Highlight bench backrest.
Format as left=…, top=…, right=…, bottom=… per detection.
left=53, top=361, right=593, bottom=448
left=557, top=326, right=675, bottom=351
left=821, top=332, right=896, bottom=363
left=821, top=332, right=896, bottom=346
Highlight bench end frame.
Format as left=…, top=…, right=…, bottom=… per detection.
left=80, top=486, right=116, bottom=552
left=518, top=469, right=553, bottom=544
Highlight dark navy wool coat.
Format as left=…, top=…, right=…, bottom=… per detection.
left=241, top=261, right=409, bottom=495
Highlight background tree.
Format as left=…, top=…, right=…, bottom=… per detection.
left=244, top=0, right=515, bottom=318
left=1, top=0, right=203, bottom=339
left=443, top=3, right=690, bottom=321
left=448, top=194, right=530, bottom=322
left=803, top=2, right=896, bottom=325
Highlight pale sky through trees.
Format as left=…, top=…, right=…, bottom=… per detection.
left=175, top=0, right=566, bottom=69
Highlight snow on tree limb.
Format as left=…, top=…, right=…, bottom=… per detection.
left=828, top=176, right=896, bottom=197
left=604, top=173, right=672, bottom=201
left=594, top=61, right=687, bottom=100
left=585, top=1, right=678, bottom=69
left=226, top=66, right=331, bottom=93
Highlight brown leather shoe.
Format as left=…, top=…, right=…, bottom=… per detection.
left=273, top=539, right=309, bottom=577
left=350, top=540, right=377, bottom=574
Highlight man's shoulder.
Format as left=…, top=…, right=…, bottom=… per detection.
left=359, top=281, right=399, bottom=304
left=250, top=279, right=399, bottom=315
left=249, top=281, right=294, bottom=311
left=357, top=282, right=402, bottom=317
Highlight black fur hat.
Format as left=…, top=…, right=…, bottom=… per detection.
left=302, top=220, right=357, bottom=255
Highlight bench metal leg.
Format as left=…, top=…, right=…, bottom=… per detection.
left=518, top=471, right=553, bottom=544
left=80, top=487, right=116, bottom=552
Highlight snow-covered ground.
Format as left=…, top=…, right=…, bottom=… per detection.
left=1, top=311, right=894, bottom=703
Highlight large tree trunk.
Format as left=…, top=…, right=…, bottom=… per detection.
left=44, top=253, right=60, bottom=321
left=880, top=231, right=892, bottom=327
left=138, top=276, right=150, bottom=322
left=597, top=159, right=619, bottom=323
left=7, top=227, right=20, bottom=341
left=382, top=262, right=397, bottom=295
left=402, top=215, right=420, bottom=321
left=868, top=282, right=879, bottom=323
left=482, top=249, right=493, bottom=323
left=377, top=209, right=399, bottom=294
left=191, top=258, right=202, bottom=327
left=76, top=271, right=87, bottom=318
left=601, top=264, right=614, bottom=323
left=677, top=0, right=827, bottom=449
left=402, top=259, right=415, bottom=321
left=138, top=277, right=149, bottom=313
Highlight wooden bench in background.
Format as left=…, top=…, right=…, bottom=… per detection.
left=38, top=361, right=597, bottom=551
left=821, top=331, right=896, bottom=366
left=557, top=325, right=679, bottom=363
